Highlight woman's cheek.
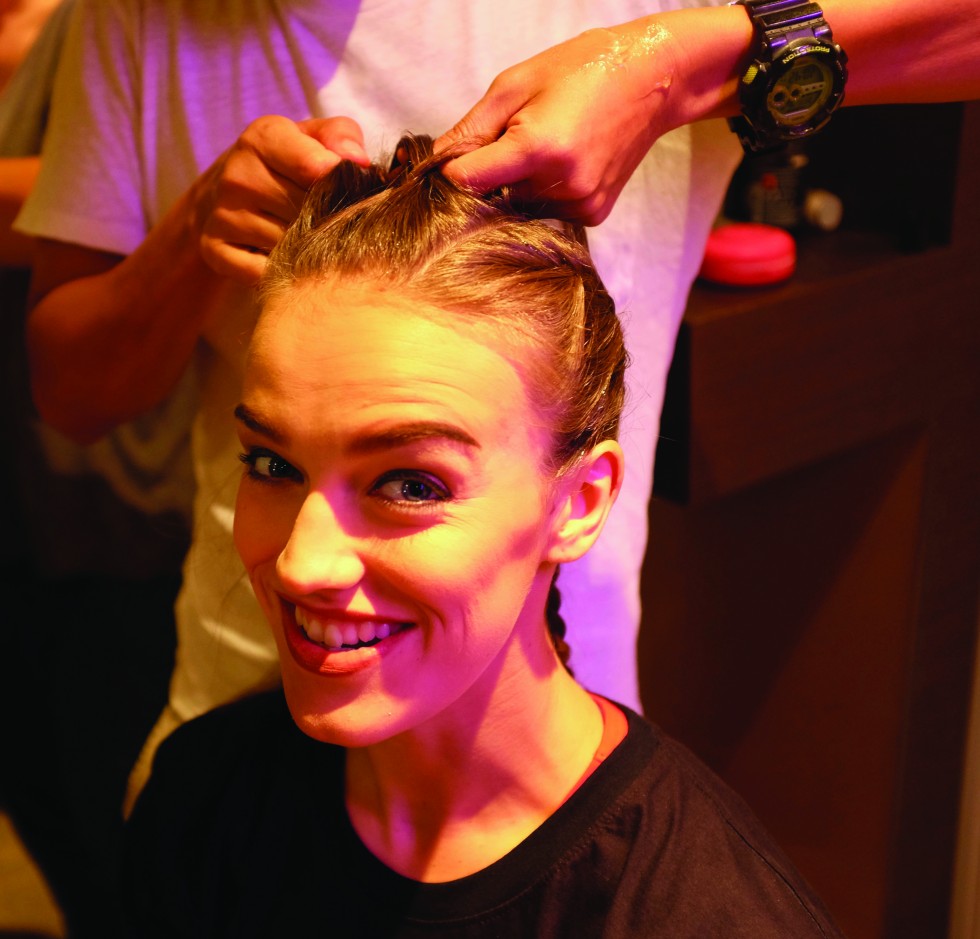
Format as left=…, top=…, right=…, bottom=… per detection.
left=234, top=489, right=292, bottom=571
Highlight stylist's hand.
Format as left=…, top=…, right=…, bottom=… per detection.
left=435, top=20, right=682, bottom=225
left=193, top=115, right=369, bottom=283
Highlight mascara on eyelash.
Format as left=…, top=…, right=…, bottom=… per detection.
left=238, top=447, right=300, bottom=482
left=372, top=470, right=451, bottom=504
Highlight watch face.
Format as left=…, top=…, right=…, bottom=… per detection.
left=767, top=54, right=835, bottom=127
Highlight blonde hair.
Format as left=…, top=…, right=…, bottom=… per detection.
left=261, top=135, right=627, bottom=477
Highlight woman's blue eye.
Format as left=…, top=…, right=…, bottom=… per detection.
left=372, top=471, right=449, bottom=505
left=239, top=448, right=301, bottom=482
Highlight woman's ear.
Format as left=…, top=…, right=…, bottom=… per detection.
left=546, top=440, right=625, bottom=564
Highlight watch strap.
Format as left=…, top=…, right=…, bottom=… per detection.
left=736, top=0, right=836, bottom=50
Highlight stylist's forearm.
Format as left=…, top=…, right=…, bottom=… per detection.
left=638, top=5, right=752, bottom=128
left=27, top=190, right=226, bottom=445
left=611, top=0, right=980, bottom=127
left=822, top=0, right=980, bottom=105
left=653, top=0, right=980, bottom=127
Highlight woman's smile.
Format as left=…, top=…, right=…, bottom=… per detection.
left=282, top=599, right=417, bottom=675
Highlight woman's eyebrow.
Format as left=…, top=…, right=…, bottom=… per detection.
left=235, top=405, right=479, bottom=454
left=348, top=423, right=481, bottom=455
left=234, top=404, right=283, bottom=443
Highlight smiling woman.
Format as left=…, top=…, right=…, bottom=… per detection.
left=122, top=137, right=844, bottom=938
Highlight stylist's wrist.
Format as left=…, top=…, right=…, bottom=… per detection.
left=645, top=5, right=754, bottom=130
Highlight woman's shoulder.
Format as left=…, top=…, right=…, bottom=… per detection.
left=123, top=690, right=342, bottom=935
left=165, top=687, right=292, bottom=742
left=127, top=690, right=307, bottom=831
left=153, top=690, right=298, bottom=774
left=597, top=708, right=845, bottom=937
left=141, top=689, right=332, bottom=811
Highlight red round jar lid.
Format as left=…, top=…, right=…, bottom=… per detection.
left=698, top=222, right=796, bottom=287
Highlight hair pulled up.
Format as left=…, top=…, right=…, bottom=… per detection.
left=260, top=135, right=629, bottom=671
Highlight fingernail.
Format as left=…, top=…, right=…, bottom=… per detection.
left=336, top=138, right=370, bottom=164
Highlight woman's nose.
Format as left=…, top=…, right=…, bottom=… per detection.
left=276, top=491, right=365, bottom=593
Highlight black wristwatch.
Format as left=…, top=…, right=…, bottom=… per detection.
left=728, top=0, right=848, bottom=153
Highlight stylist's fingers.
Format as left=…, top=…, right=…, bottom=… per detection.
left=243, top=115, right=341, bottom=195
left=438, top=21, right=684, bottom=225
left=506, top=173, right=625, bottom=226
left=442, top=122, right=622, bottom=226
left=439, top=133, right=536, bottom=193
left=197, top=114, right=354, bottom=282
left=437, top=76, right=578, bottom=201
left=436, top=60, right=630, bottom=222
left=434, top=70, right=531, bottom=159
left=299, top=115, right=371, bottom=167
left=512, top=187, right=623, bottom=227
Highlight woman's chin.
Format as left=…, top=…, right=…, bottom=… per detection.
left=281, top=679, right=402, bottom=748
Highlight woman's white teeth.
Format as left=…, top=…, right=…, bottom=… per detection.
left=306, top=619, right=325, bottom=643
left=323, top=623, right=344, bottom=648
left=357, top=622, right=376, bottom=643
left=295, top=607, right=396, bottom=650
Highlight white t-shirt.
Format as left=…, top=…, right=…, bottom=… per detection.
left=1, top=0, right=196, bottom=520
left=19, top=0, right=740, bottom=722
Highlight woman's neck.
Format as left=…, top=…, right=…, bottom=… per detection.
left=344, top=665, right=602, bottom=883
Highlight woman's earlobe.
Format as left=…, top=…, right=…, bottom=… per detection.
left=547, top=440, right=624, bottom=564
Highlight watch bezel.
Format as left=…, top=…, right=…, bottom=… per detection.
left=738, top=36, right=847, bottom=149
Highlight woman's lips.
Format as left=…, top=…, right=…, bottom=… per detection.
left=283, top=602, right=414, bottom=674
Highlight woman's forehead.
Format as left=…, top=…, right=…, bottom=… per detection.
left=252, top=280, right=538, bottom=376
left=245, top=281, right=548, bottom=442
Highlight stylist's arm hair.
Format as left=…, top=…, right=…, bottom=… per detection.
left=436, top=0, right=980, bottom=224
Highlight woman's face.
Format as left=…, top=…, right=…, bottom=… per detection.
left=234, top=281, right=568, bottom=746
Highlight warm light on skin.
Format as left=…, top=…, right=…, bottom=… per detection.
left=233, top=281, right=607, bottom=751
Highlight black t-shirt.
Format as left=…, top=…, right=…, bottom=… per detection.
left=124, top=690, right=844, bottom=938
